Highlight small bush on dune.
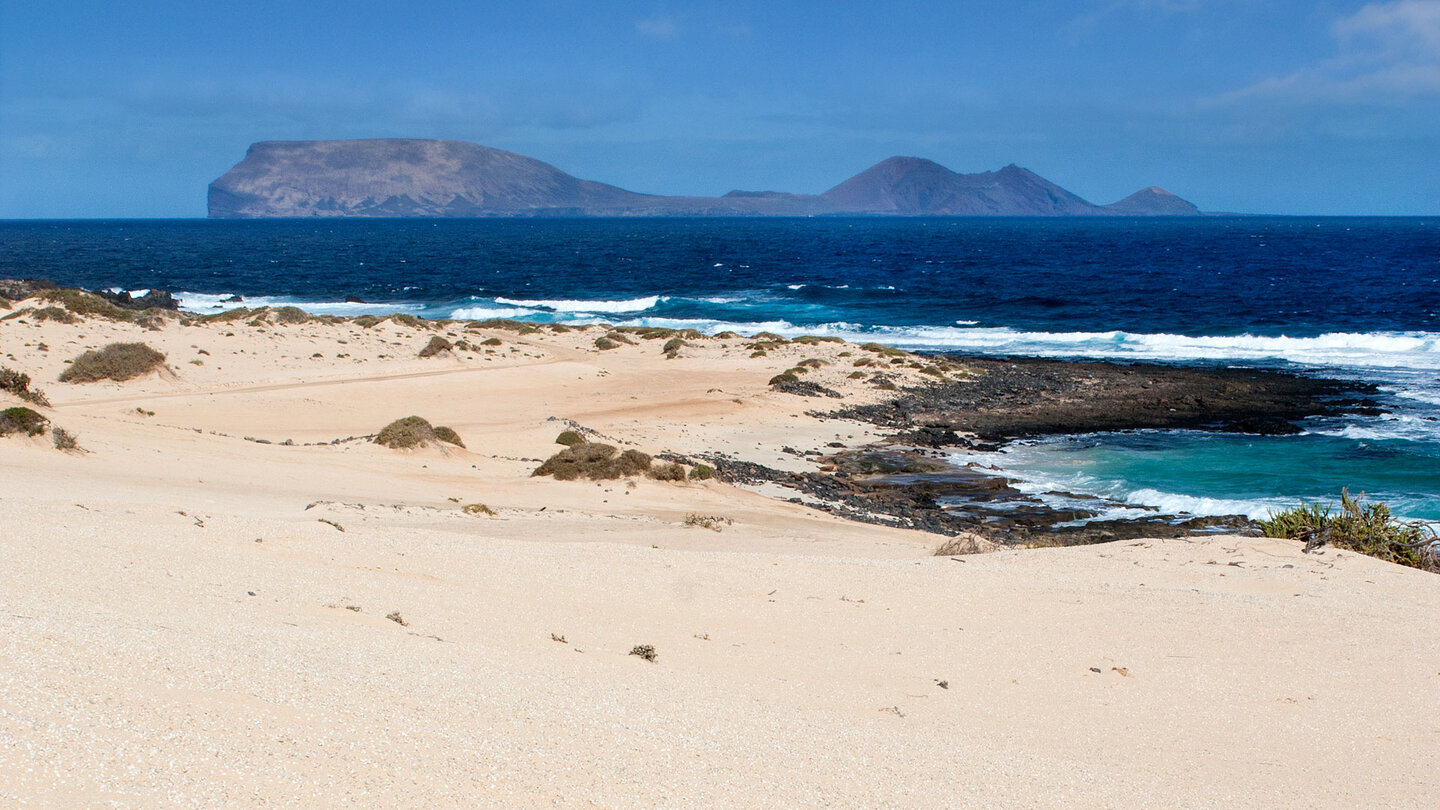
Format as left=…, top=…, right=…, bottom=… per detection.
left=555, top=430, right=586, bottom=446
left=688, top=463, right=715, bottom=481
left=648, top=461, right=687, bottom=481
left=463, top=503, right=495, bottom=516
left=0, top=406, right=48, bottom=437
left=769, top=372, right=799, bottom=386
left=662, top=337, right=686, bottom=355
left=51, top=426, right=79, bottom=451
left=388, top=313, right=427, bottom=329
left=272, top=306, right=309, bottom=324
left=1, top=367, right=50, bottom=406
left=432, top=425, right=465, bottom=448
left=533, top=444, right=653, bottom=481
left=594, top=336, right=620, bottom=351
left=32, top=306, right=78, bottom=324
left=59, top=342, right=166, bottom=383
left=374, top=416, right=437, bottom=449
left=792, top=335, right=843, bottom=345
left=480, top=336, right=503, bottom=346
left=352, top=314, right=382, bottom=328
left=37, top=288, right=135, bottom=322
left=418, top=335, right=452, bottom=357
left=1261, top=489, right=1438, bottom=571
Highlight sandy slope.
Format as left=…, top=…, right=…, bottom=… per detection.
left=2, top=305, right=1437, bottom=808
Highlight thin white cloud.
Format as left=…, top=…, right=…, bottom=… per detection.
left=1213, top=0, right=1440, bottom=103
left=635, top=16, right=680, bottom=39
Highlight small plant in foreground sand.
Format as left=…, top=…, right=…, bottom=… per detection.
left=683, top=513, right=731, bottom=531
left=0, top=406, right=48, bottom=437
left=59, top=342, right=167, bottom=383
left=51, top=426, right=80, bottom=451
left=629, top=644, right=657, bottom=662
left=462, top=503, right=495, bottom=516
left=418, top=335, right=452, bottom=357
left=1261, top=489, right=1438, bottom=572
left=1, top=366, right=50, bottom=406
left=386, top=611, right=409, bottom=627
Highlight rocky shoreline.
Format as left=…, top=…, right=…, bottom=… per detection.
left=712, top=356, right=1382, bottom=546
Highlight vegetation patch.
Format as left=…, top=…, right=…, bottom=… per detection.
left=1261, top=489, right=1438, bottom=571
left=683, top=513, right=732, bottom=531
left=37, top=288, right=136, bottom=322
left=352, top=314, right=382, bottom=328
left=792, top=335, right=844, bottom=345
left=272, top=306, right=310, bottom=324
left=555, top=430, right=586, bottom=446
left=648, top=461, right=687, bottom=481
left=58, top=342, right=167, bottom=383
left=628, top=644, right=658, bottom=662
left=533, top=443, right=655, bottom=480
left=387, top=313, right=427, bottom=329
left=662, top=337, right=686, bottom=356
left=1, top=367, right=50, bottom=406
left=462, top=503, right=495, bottom=516
left=594, top=336, right=620, bottom=350
left=32, top=306, right=78, bottom=324
left=51, top=426, right=80, bottom=451
left=0, top=406, right=48, bottom=437
left=861, top=342, right=908, bottom=357
left=432, top=425, right=465, bottom=448
left=200, top=306, right=256, bottom=323
left=688, top=463, right=715, bottom=481
left=374, top=415, right=439, bottom=449
left=418, top=335, right=452, bottom=357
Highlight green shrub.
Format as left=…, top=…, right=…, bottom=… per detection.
left=533, top=444, right=654, bottom=481
left=388, top=313, right=426, bottom=329
left=751, top=331, right=786, bottom=342
left=555, top=430, right=586, bottom=446
left=58, top=342, right=166, bottom=383
left=1261, top=489, right=1438, bottom=571
left=51, top=426, right=79, bottom=451
left=594, top=337, right=619, bottom=351
left=769, top=372, right=799, bottom=386
left=432, top=425, right=465, bottom=448
left=860, top=342, right=907, bottom=357
left=1, top=367, right=50, bottom=406
left=418, top=335, right=452, bottom=357
left=273, top=306, right=309, bottom=324
left=200, top=306, right=256, bottom=323
left=648, top=461, right=686, bottom=481
left=352, top=314, right=381, bottom=328
left=548, top=323, right=573, bottom=333
left=37, top=289, right=134, bottom=322
left=32, top=306, right=78, bottom=324
left=0, top=406, right=48, bottom=437
left=713, top=331, right=739, bottom=339
left=480, top=336, right=503, bottom=346
left=374, top=415, right=438, bottom=449
left=792, top=335, right=843, bottom=345
left=688, top=463, right=715, bottom=481
left=662, top=337, right=686, bottom=355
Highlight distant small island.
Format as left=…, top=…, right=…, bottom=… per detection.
left=208, top=139, right=1202, bottom=218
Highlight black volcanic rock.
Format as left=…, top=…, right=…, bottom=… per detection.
left=207, top=139, right=1200, bottom=218
left=820, top=157, right=1108, bottom=216
left=1104, top=186, right=1201, bottom=216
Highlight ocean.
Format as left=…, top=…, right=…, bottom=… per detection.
left=4, top=216, right=1438, bottom=522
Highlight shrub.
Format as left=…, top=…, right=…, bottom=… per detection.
left=713, top=331, right=739, bottom=339
left=418, top=335, right=452, bottom=357
left=352, top=315, right=381, bottom=328
left=604, top=331, right=635, bottom=345
left=751, top=331, right=786, bottom=342
left=860, top=342, right=907, bottom=357
left=594, top=336, right=620, bottom=350
left=37, top=288, right=134, bottom=321
left=0, top=406, right=48, bottom=437
left=386, top=611, right=409, bottom=626
left=388, top=313, right=426, bottom=329
left=548, top=323, right=573, bottom=333
left=769, top=372, right=799, bottom=386
left=51, top=426, right=79, bottom=451
left=848, top=371, right=867, bottom=379
left=683, top=513, right=731, bottom=531
left=688, top=463, right=715, bottom=481
left=648, top=461, right=686, bottom=481
left=200, top=307, right=256, bottom=323
left=796, top=358, right=829, bottom=368
left=555, top=430, right=586, bottom=446
left=432, top=425, right=465, bottom=448
left=58, top=342, right=166, bottom=383
left=374, top=415, right=438, bottom=449
left=273, top=306, right=309, bottom=324
left=480, top=336, right=503, bottom=346
left=1, top=367, right=50, bottom=406
left=533, top=444, right=654, bottom=480
left=1261, top=489, right=1438, bottom=571
left=462, top=503, right=495, bottom=516
left=662, top=337, right=686, bottom=355
left=629, top=644, right=657, bottom=662
left=792, top=335, right=843, bottom=345
left=32, top=306, right=78, bottom=324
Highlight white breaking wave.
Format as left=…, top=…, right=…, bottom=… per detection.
left=1121, top=489, right=1295, bottom=522
left=175, top=292, right=423, bottom=317
left=449, top=306, right=543, bottom=320
left=493, top=295, right=664, bottom=313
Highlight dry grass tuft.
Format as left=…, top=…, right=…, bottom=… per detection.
left=58, top=342, right=166, bottom=383
left=647, top=461, right=687, bottom=481
left=629, top=644, right=657, bottom=662
left=0, top=406, right=48, bottom=437
left=533, top=443, right=656, bottom=480
left=462, top=503, right=496, bottom=516
left=418, top=335, right=452, bottom=357
left=1, top=367, right=50, bottom=407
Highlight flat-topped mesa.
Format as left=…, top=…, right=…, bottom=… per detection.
left=207, top=139, right=1203, bottom=218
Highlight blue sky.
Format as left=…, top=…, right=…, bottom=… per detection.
left=1, top=0, right=1437, bottom=216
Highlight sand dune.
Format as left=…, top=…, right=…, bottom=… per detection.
left=2, top=303, right=1436, bottom=807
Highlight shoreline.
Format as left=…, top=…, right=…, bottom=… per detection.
left=3, top=283, right=1437, bottom=806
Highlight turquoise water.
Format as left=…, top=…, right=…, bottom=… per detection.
left=980, top=428, right=1440, bottom=522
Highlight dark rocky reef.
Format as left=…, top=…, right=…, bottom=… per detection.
left=208, top=139, right=1201, bottom=218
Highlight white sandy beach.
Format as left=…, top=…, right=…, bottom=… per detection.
left=2, top=301, right=1437, bottom=808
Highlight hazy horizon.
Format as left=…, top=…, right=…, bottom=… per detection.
left=2, top=1, right=1437, bottom=218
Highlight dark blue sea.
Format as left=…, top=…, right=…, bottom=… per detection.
left=4, top=217, right=1438, bottom=521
